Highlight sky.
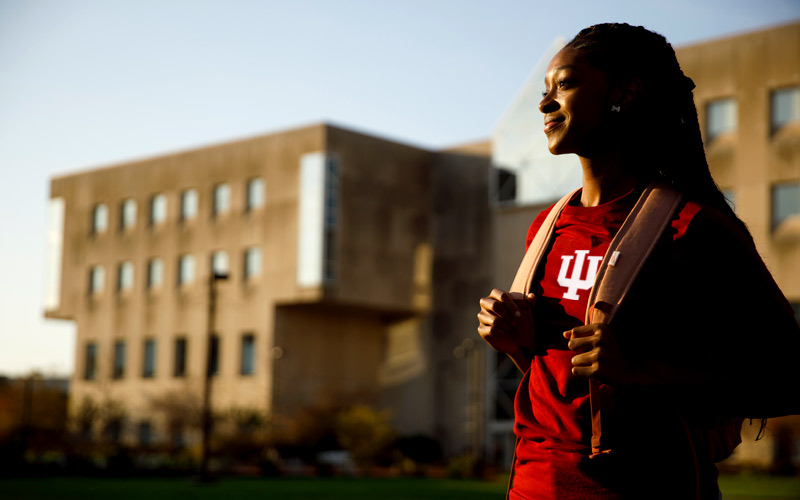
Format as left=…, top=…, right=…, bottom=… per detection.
left=1, top=0, right=799, bottom=377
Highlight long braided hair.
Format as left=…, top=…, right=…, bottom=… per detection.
left=569, top=23, right=766, bottom=437
left=566, top=23, right=752, bottom=239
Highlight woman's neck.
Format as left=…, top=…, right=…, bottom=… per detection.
left=578, top=153, right=638, bottom=207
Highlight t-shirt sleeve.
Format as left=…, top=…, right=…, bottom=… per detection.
left=525, top=206, right=555, bottom=251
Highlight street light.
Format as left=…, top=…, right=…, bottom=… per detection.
left=200, top=271, right=228, bottom=482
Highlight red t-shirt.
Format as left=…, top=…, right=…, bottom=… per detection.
left=510, top=188, right=700, bottom=500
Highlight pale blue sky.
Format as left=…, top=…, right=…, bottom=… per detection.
left=1, top=0, right=798, bottom=376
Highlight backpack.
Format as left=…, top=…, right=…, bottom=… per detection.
left=508, top=182, right=742, bottom=462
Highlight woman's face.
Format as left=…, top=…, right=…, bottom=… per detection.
left=539, top=46, right=615, bottom=157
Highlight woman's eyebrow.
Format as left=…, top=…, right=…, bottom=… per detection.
left=544, top=65, right=581, bottom=85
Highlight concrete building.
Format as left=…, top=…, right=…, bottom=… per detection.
left=45, top=123, right=492, bottom=455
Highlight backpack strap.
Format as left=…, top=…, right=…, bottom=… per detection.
left=587, top=183, right=683, bottom=457
left=507, top=187, right=580, bottom=370
left=510, top=187, right=580, bottom=294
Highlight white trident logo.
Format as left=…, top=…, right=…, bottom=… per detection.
left=557, top=250, right=603, bottom=300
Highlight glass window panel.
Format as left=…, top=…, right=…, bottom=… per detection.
left=147, top=258, right=163, bottom=289
left=209, top=335, right=220, bottom=376
left=211, top=250, right=229, bottom=276
left=181, top=189, right=198, bottom=220
left=143, top=339, right=156, bottom=378
left=772, top=182, right=800, bottom=228
left=150, top=194, right=167, bottom=225
left=174, top=338, right=187, bottom=377
left=246, top=178, right=265, bottom=210
left=89, top=265, right=105, bottom=294
left=118, top=261, right=134, bottom=291
left=707, top=98, right=737, bottom=141
left=113, top=340, right=126, bottom=379
left=241, top=334, right=255, bottom=375
left=721, top=189, right=735, bottom=212
left=772, top=87, right=800, bottom=131
left=120, top=199, right=137, bottom=229
left=84, top=342, right=97, bottom=380
left=178, top=254, right=195, bottom=285
left=138, top=421, right=153, bottom=447
left=92, top=204, right=108, bottom=233
left=244, top=247, right=262, bottom=280
left=213, top=183, right=231, bottom=216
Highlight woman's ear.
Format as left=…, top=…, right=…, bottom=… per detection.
left=615, top=77, right=641, bottom=111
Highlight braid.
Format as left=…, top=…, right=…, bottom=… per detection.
left=567, top=23, right=752, bottom=239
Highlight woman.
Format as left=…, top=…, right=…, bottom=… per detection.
left=478, top=23, right=800, bottom=499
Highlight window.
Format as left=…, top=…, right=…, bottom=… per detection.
left=169, top=421, right=185, bottom=449
left=138, top=421, right=153, bottom=447
left=112, top=340, right=126, bottom=379
left=117, top=261, right=134, bottom=292
left=772, top=181, right=800, bottom=229
left=92, top=203, right=108, bottom=234
left=297, top=153, right=339, bottom=287
left=84, top=342, right=97, bottom=380
left=105, top=419, right=122, bottom=443
left=178, top=254, right=195, bottom=286
left=89, top=265, right=105, bottom=295
left=213, top=183, right=231, bottom=216
left=181, top=189, right=198, bottom=221
left=174, top=338, right=187, bottom=377
left=211, top=250, right=229, bottom=277
left=244, top=247, right=262, bottom=281
left=143, top=339, right=156, bottom=378
left=772, top=86, right=800, bottom=132
left=120, top=199, right=137, bottom=230
left=706, top=98, right=737, bottom=141
left=208, top=335, right=220, bottom=376
left=722, top=189, right=735, bottom=212
left=246, top=178, right=265, bottom=211
left=150, top=194, right=167, bottom=225
left=147, top=258, right=163, bottom=289
left=240, top=334, right=255, bottom=375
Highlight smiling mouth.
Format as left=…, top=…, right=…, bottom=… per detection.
left=544, top=118, right=564, bottom=133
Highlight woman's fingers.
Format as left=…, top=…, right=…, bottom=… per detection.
left=489, top=288, right=522, bottom=319
left=563, top=324, right=626, bottom=384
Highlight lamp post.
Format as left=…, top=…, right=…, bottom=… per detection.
left=200, top=271, right=228, bottom=482
left=454, top=337, right=483, bottom=460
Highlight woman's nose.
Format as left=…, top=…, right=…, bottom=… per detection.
left=539, top=91, right=557, bottom=113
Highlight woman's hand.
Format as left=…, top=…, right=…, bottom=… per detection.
left=564, top=323, right=635, bottom=388
left=477, top=288, right=536, bottom=355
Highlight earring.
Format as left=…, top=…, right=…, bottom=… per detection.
left=611, top=105, right=621, bottom=112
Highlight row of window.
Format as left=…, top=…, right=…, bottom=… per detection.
left=706, top=86, right=800, bottom=141
left=88, top=247, right=262, bottom=294
left=84, top=334, right=256, bottom=381
left=80, top=418, right=185, bottom=449
left=91, top=178, right=266, bottom=234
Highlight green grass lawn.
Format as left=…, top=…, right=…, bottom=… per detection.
left=1, top=475, right=798, bottom=500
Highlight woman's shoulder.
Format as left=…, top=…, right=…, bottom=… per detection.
left=525, top=204, right=557, bottom=251
left=670, top=199, right=754, bottom=251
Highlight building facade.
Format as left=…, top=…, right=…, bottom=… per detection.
left=45, top=123, right=492, bottom=455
